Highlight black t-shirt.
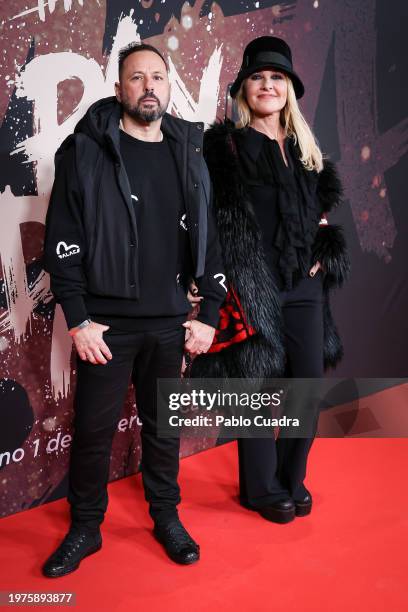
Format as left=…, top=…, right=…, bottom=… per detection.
left=89, top=129, right=193, bottom=330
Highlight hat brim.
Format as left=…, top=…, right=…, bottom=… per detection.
left=230, top=63, right=305, bottom=99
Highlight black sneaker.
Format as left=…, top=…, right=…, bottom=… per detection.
left=42, top=527, right=102, bottom=578
left=153, top=519, right=200, bottom=565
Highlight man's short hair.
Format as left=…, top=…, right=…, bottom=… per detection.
left=118, top=42, right=168, bottom=78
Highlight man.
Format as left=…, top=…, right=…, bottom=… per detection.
left=42, top=42, right=226, bottom=577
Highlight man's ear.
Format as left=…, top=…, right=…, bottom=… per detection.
left=114, top=81, right=121, bottom=102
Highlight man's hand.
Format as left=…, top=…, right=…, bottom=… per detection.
left=70, top=321, right=113, bottom=365
left=183, top=320, right=215, bottom=357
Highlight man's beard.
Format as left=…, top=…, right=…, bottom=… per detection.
left=121, top=92, right=169, bottom=122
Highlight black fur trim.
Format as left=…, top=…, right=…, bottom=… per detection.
left=317, top=159, right=344, bottom=213
left=204, top=121, right=286, bottom=375
left=194, top=120, right=348, bottom=375
left=312, top=225, right=351, bottom=289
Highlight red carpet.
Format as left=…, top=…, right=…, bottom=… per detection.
left=0, top=439, right=407, bottom=611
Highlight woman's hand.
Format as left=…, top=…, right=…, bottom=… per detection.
left=309, top=260, right=323, bottom=277
left=187, top=281, right=203, bottom=306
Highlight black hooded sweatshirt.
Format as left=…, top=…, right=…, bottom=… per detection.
left=43, top=97, right=226, bottom=330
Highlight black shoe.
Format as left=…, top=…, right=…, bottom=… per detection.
left=153, top=519, right=200, bottom=565
left=294, top=492, right=313, bottom=517
left=257, top=499, right=296, bottom=524
left=42, top=527, right=102, bottom=578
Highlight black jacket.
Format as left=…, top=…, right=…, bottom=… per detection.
left=43, top=97, right=226, bottom=329
left=191, top=121, right=350, bottom=378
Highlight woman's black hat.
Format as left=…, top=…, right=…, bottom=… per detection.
left=230, top=36, right=304, bottom=99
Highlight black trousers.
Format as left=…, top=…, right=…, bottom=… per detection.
left=67, top=324, right=185, bottom=529
left=238, top=272, right=324, bottom=507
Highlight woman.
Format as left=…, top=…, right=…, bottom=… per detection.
left=190, top=36, right=350, bottom=523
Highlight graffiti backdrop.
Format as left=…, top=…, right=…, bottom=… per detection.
left=0, top=0, right=407, bottom=518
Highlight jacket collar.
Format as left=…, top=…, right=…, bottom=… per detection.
left=161, top=112, right=204, bottom=147
left=233, top=126, right=266, bottom=162
left=234, top=125, right=298, bottom=166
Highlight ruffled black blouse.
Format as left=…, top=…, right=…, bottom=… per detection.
left=234, top=126, right=321, bottom=291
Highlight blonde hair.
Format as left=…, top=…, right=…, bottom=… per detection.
left=235, top=74, right=323, bottom=172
